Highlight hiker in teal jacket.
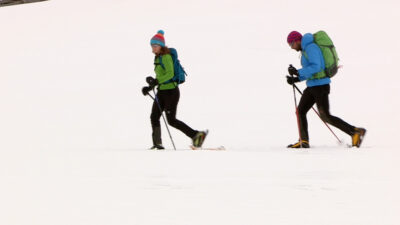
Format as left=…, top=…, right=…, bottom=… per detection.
left=297, top=33, right=331, bottom=87
left=142, top=30, right=207, bottom=150
left=286, top=31, right=366, bottom=148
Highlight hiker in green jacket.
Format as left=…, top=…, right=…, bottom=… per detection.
left=142, top=30, right=207, bottom=150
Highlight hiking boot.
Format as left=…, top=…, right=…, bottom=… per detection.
left=352, top=127, right=367, bottom=148
left=149, top=144, right=165, bottom=150
left=192, top=130, right=208, bottom=148
left=287, top=140, right=310, bottom=148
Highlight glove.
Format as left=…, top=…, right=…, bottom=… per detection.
left=146, top=76, right=158, bottom=88
left=288, top=64, right=299, bottom=76
left=286, top=75, right=300, bottom=85
left=142, top=86, right=152, bottom=96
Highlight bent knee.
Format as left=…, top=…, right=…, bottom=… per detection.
left=167, top=119, right=179, bottom=127
left=319, top=110, right=330, bottom=122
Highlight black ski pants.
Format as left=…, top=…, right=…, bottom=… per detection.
left=150, top=87, right=197, bottom=139
left=298, top=84, right=355, bottom=141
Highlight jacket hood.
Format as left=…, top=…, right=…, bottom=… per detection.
left=301, top=33, right=314, bottom=50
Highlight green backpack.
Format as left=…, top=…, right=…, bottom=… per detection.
left=313, top=31, right=339, bottom=78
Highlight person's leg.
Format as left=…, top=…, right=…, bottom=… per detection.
left=163, top=88, right=198, bottom=138
left=150, top=92, right=164, bottom=146
left=297, top=87, right=316, bottom=141
left=314, top=85, right=356, bottom=136
left=287, top=87, right=315, bottom=148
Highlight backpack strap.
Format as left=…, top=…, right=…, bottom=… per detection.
left=154, top=55, right=165, bottom=70
left=154, top=54, right=177, bottom=87
left=159, top=55, right=165, bottom=69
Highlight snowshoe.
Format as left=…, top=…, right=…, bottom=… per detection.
left=287, top=140, right=310, bottom=148
left=149, top=144, right=165, bottom=150
left=192, top=130, right=208, bottom=148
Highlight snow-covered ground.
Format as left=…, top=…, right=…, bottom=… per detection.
left=1, top=0, right=400, bottom=224
left=1, top=147, right=399, bottom=225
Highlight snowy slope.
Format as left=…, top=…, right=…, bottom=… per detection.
left=1, top=147, right=399, bottom=225
left=0, top=0, right=400, bottom=224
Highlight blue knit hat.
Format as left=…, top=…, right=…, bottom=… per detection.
left=150, top=30, right=165, bottom=47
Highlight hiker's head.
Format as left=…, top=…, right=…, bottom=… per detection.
left=150, top=30, right=165, bottom=47
left=287, top=31, right=302, bottom=52
left=151, top=44, right=162, bottom=54
left=151, top=45, right=170, bottom=56
left=150, top=30, right=170, bottom=55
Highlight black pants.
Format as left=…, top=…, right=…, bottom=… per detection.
left=297, top=84, right=355, bottom=141
left=150, top=87, right=197, bottom=140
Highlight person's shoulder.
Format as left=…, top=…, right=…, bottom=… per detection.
left=305, top=42, right=320, bottom=52
left=162, top=53, right=172, bottom=59
left=303, top=33, right=314, bottom=40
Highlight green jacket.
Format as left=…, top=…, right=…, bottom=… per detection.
left=154, top=54, right=177, bottom=90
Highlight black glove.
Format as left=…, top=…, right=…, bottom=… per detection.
left=146, top=76, right=158, bottom=88
left=142, top=86, right=152, bottom=96
left=288, top=64, right=299, bottom=76
left=286, top=75, right=300, bottom=85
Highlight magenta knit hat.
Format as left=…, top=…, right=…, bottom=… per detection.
left=287, top=31, right=302, bottom=44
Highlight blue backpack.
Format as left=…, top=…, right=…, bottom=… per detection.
left=157, top=48, right=187, bottom=84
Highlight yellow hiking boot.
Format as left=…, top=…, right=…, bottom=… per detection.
left=352, top=127, right=367, bottom=148
left=287, top=140, right=310, bottom=148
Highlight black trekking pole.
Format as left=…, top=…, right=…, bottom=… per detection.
left=147, top=89, right=177, bottom=150
left=290, top=74, right=303, bottom=148
left=292, top=83, right=342, bottom=144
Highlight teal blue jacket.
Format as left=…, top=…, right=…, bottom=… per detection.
left=299, top=33, right=331, bottom=87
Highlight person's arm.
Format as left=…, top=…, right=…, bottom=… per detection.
left=156, top=54, right=174, bottom=84
left=298, top=44, right=323, bottom=81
